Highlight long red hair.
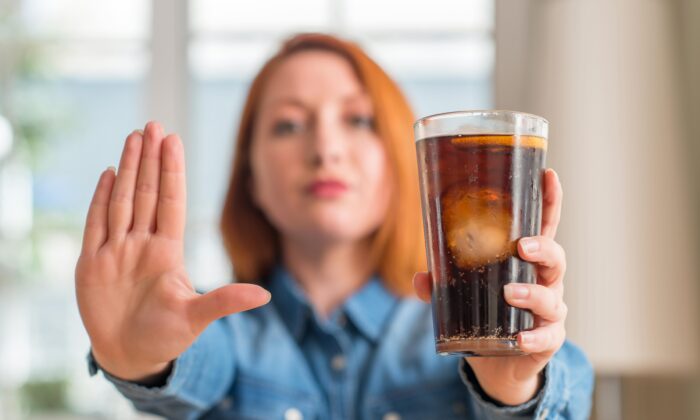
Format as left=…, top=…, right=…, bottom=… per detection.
left=220, top=33, right=426, bottom=296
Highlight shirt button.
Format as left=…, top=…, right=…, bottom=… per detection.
left=284, top=407, right=303, bottom=420
left=218, top=397, right=232, bottom=410
left=537, top=408, right=550, bottom=420
left=383, top=412, right=401, bottom=420
left=331, top=354, right=346, bottom=371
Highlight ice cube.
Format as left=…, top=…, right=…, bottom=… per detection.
left=441, top=185, right=515, bottom=269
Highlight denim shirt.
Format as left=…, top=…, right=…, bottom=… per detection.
left=89, top=266, right=593, bottom=419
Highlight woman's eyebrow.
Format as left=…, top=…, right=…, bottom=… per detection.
left=265, top=93, right=371, bottom=110
left=342, top=92, right=373, bottom=107
left=266, top=97, right=310, bottom=111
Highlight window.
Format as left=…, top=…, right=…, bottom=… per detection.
left=0, top=0, right=151, bottom=417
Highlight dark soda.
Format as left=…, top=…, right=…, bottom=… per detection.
left=416, top=134, right=547, bottom=356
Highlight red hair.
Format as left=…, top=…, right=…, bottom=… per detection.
left=220, top=33, right=426, bottom=296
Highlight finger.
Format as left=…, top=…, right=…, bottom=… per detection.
left=540, top=169, right=563, bottom=239
left=133, top=121, right=164, bottom=233
left=156, top=134, right=186, bottom=240
left=518, top=236, right=566, bottom=287
left=187, top=283, right=272, bottom=331
left=107, top=130, right=143, bottom=237
left=504, top=283, right=568, bottom=323
left=82, top=167, right=116, bottom=254
left=412, top=272, right=432, bottom=303
left=518, top=323, right=565, bottom=355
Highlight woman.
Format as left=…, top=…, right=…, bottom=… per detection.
left=75, top=33, right=593, bottom=419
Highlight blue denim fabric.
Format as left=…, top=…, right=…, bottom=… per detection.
left=89, top=266, right=593, bottom=419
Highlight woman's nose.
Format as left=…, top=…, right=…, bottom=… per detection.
left=307, top=115, right=344, bottom=167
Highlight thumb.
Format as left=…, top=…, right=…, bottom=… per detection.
left=187, top=283, right=271, bottom=331
left=412, top=272, right=432, bottom=303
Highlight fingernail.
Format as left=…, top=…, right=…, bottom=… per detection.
left=521, top=238, right=540, bottom=254
left=551, top=169, right=560, bottom=182
left=106, top=166, right=116, bottom=173
left=520, top=332, right=535, bottom=344
left=144, top=121, right=162, bottom=136
left=133, top=129, right=144, bottom=135
left=505, top=284, right=529, bottom=299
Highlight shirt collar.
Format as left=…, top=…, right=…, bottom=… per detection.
left=268, top=265, right=314, bottom=342
left=342, top=273, right=399, bottom=342
left=267, top=265, right=399, bottom=343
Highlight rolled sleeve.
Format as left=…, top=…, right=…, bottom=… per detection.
left=459, top=357, right=545, bottom=419
left=537, top=341, right=594, bottom=419
left=459, top=340, right=594, bottom=419
left=87, top=318, right=235, bottom=420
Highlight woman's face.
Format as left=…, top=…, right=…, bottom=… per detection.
left=250, top=50, right=392, bottom=247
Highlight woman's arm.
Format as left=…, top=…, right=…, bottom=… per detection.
left=459, top=340, right=594, bottom=419
left=90, top=318, right=236, bottom=420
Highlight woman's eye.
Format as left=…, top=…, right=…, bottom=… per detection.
left=272, top=120, right=304, bottom=136
left=348, top=115, right=375, bottom=130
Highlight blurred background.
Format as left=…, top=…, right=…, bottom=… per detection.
left=0, top=0, right=698, bottom=419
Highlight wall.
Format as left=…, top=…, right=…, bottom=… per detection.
left=495, top=0, right=700, bottom=376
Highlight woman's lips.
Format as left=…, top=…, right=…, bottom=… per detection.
left=306, top=180, right=349, bottom=198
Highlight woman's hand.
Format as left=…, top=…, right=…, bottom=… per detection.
left=413, top=168, right=566, bottom=406
left=75, top=122, right=271, bottom=382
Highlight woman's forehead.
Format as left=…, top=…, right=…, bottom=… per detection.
left=264, top=93, right=373, bottom=113
left=260, top=50, right=370, bottom=107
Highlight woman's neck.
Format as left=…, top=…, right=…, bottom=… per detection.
left=281, top=236, right=374, bottom=318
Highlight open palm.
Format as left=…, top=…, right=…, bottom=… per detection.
left=75, top=122, right=270, bottom=381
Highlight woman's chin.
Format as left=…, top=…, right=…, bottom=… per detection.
left=296, top=218, right=375, bottom=245
left=276, top=206, right=382, bottom=245
left=307, top=225, right=369, bottom=244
